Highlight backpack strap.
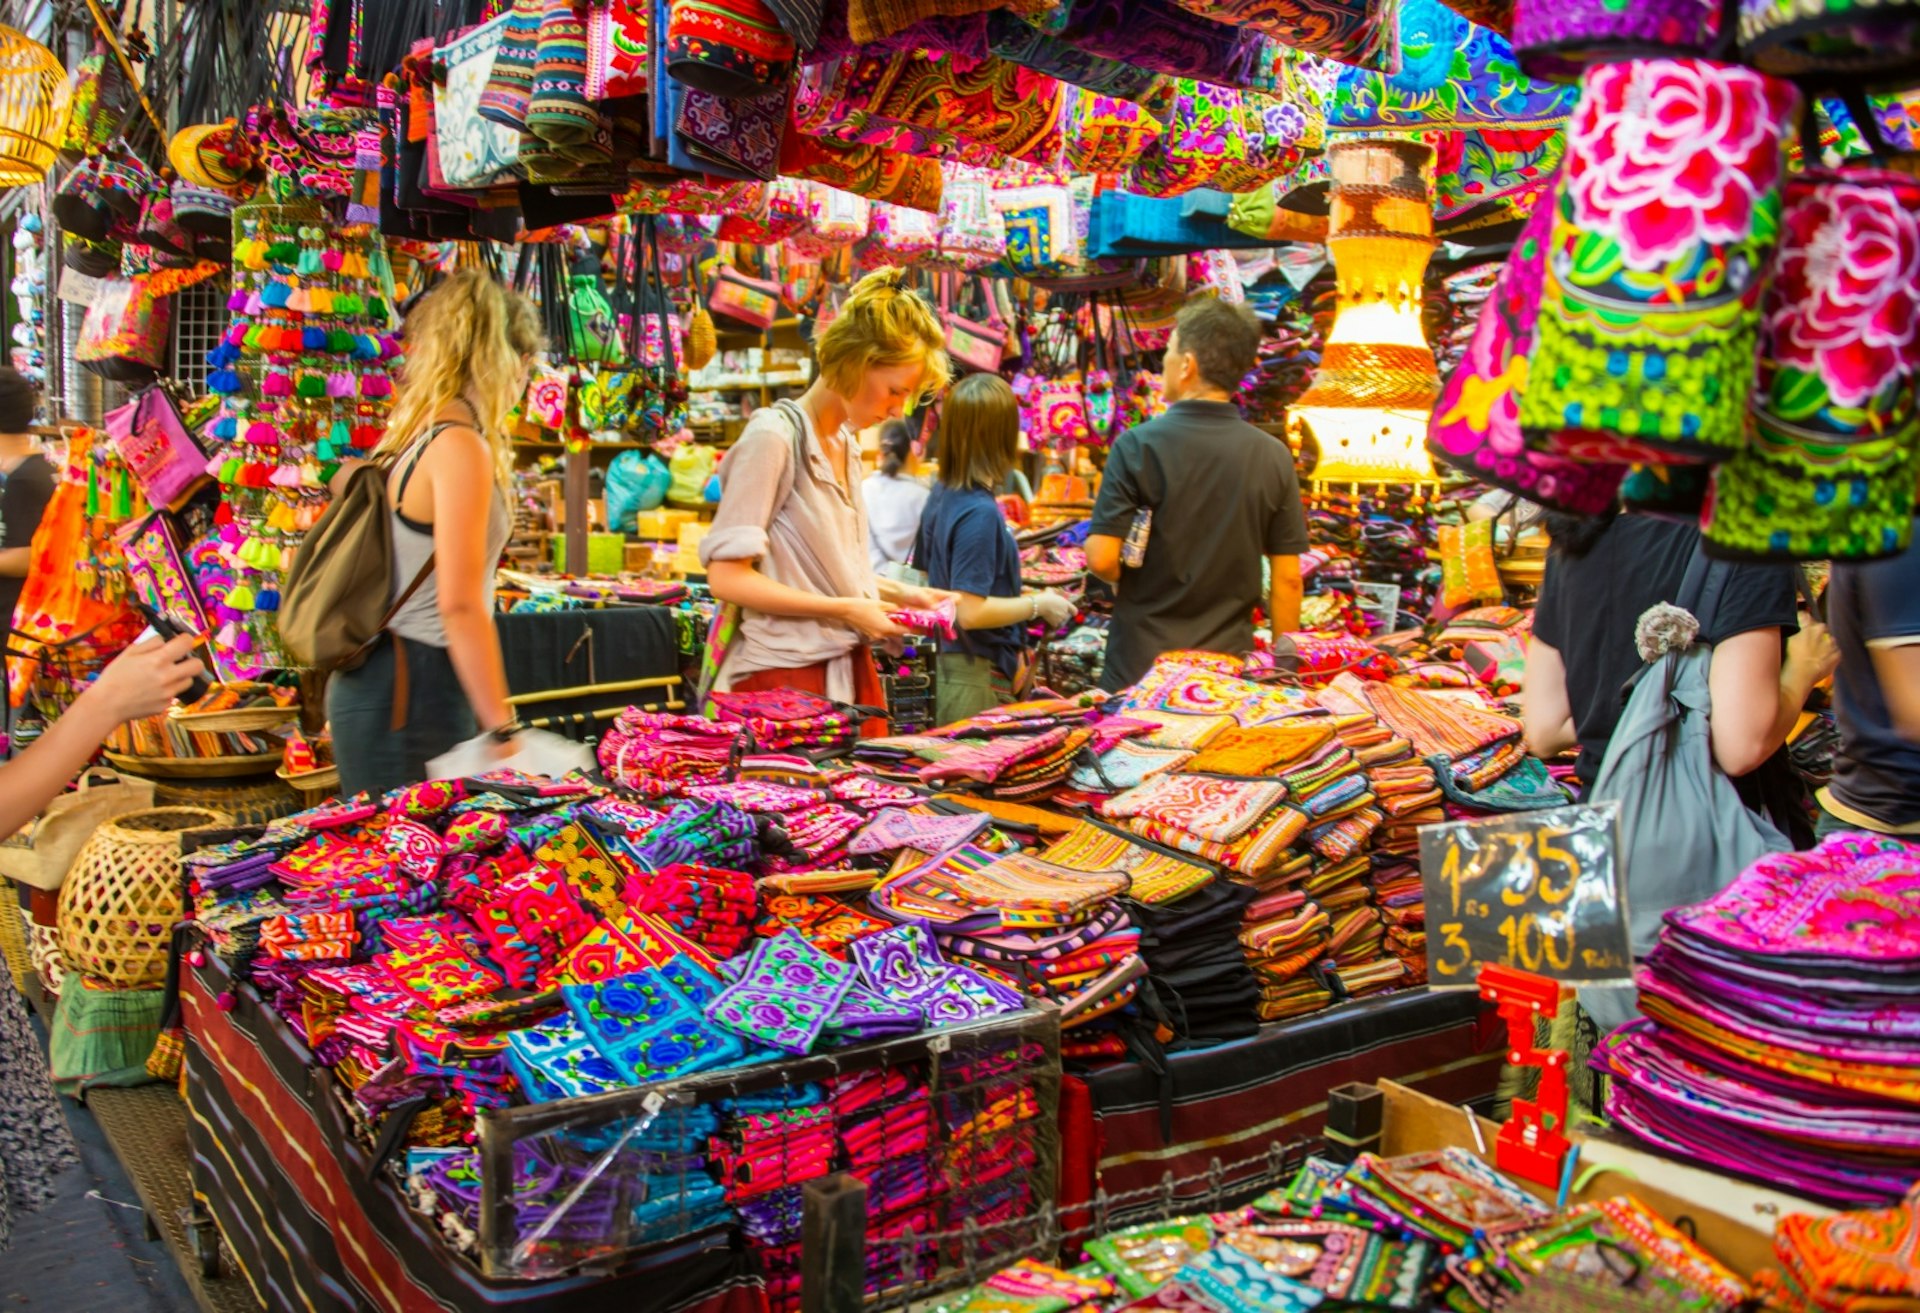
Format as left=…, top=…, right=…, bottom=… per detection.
left=770, top=398, right=810, bottom=509
left=1675, top=539, right=1731, bottom=641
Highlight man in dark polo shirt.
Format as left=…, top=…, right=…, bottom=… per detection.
left=1086, top=297, right=1307, bottom=692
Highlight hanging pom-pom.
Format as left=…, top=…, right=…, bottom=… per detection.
left=302, top=327, right=327, bottom=351
left=207, top=368, right=241, bottom=395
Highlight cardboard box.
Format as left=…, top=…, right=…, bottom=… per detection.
left=635, top=508, right=698, bottom=540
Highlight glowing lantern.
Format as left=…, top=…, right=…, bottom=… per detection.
left=1288, top=137, right=1442, bottom=485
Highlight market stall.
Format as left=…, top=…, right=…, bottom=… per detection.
left=4, top=0, right=1920, bottom=1308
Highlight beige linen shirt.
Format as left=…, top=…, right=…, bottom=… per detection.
left=698, top=402, right=878, bottom=697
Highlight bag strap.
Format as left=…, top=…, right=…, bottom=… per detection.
left=1675, top=539, right=1731, bottom=640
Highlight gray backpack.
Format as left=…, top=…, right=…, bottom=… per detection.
left=1579, top=548, right=1790, bottom=1032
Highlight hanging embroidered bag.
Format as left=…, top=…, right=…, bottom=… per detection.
left=433, top=14, right=524, bottom=188
left=1426, top=194, right=1627, bottom=516
left=1704, top=163, right=1920, bottom=562
left=1517, top=58, right=1800, bottom=465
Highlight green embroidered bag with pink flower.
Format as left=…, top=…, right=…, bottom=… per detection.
left=1518, top=57, right=1801, bottom=466
left=1704, top=162, right=1920, bottom=562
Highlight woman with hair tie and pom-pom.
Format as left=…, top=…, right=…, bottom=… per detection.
left=700, top=268, right=954, bottom=732
left=328, top=269, right=545, bottom=798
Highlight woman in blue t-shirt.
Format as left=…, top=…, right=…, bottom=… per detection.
left=916, top=375, right=1075, bottom=724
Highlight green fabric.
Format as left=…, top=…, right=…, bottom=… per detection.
left=49, top=985, right=164, bottom=1096
left=1492, top=992, right=1605, bottom=1133
left=937, top=652, right=1004, bottom=727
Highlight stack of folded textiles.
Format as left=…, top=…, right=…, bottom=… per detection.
left=682, top=780, right=865, bottom=872
left=710, top=688, right=867, bottom=753
left=1367, top=759, right=1443, bottom=858
left=596, top=710, right=742, bottom=797
left=1368, top=859, right=1427, bottom=986
left=1595, top=833, right=1920, bottom=1208
left=1042, top=820, right=1258, bottom=1045
left=872, top=845, right=1142, bottom=1029
left=1754, top=1187, right=1920, bottom=1312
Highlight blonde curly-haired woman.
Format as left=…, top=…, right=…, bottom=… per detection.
left=329, top=270, right=543, bottom=798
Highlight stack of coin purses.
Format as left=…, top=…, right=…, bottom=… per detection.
left=1754, top=1184, right=1920, bottom=1313
left=1101, top=775, right=1310, bottom=881
left=1507, top=1195, right=1750, bottom=1313
left=874, top=846, right=1142, bottom=1029
left=1337, top=1148, right=1554, bottom=1309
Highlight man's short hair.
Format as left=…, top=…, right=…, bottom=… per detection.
left=1174, top=296, right=1262, bottom=394
left=0, top=369, right=36, bottom=434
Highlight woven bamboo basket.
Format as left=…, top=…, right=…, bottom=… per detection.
left=104, top=749, right=282, bottom=779
left=277, top=764, right=340, bottom=808
left=153, top=776, right=302, bottom=827
left=58, top=807, right=230, bottom=988
left=167, top=703, right=299, bottom=733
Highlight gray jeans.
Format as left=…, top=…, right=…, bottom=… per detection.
left=326, top=634, right=475, bottom=801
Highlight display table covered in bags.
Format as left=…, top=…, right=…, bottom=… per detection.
left=181, top=951, right=767, bottom=1313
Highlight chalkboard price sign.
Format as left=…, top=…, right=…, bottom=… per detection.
left=1417, top=802, right=1632, bottom=988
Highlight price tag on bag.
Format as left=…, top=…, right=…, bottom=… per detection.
left=1417, top=802, right=1631, bottom=987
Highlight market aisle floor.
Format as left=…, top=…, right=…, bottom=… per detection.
left=0, top=1035, right=196, bottom=1311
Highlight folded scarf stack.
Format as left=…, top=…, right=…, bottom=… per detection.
left=1596, top=833, right=1920, bottom=1209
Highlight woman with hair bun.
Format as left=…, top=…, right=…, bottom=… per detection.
left=700, top=268, right=952, bottom=724
left=862, top=419, right=930, bottom=572
left=329, top=269, right=545, bottom=799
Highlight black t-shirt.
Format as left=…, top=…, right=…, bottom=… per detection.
left=915, top=482, right=1024, bottom=680
left=1532, top=515, right=1797, bottom=787
left=1826, top=518, right=1920, bottom=828
left=0, top=452, right=54, bottom=638
left=1089, top=400, right=1308, bottom=692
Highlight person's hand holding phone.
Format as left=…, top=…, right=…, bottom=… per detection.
left=86, top=635, right=208, bottom=723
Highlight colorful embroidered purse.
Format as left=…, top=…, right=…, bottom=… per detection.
left=666, top=0, right=796, bottom=99
left=785, top=183, right=870, bottom=258
left=708, top=265, right=785, bottom=328
left=432, top=14, right=524, bottom=188
left=861, top=202, right=940, bottom=266
left=523, top=364, right=571, bottom=431
left=105, top=386, right=210, bottom=511
left=1163, top=0, right=1397, bottom=70
left=76, top=275, right=172, bottom=383
left=1512, top=0, right=1719, bottom=81
left=1426, top=194, right=1627, bottom=516
left=1705, top=165, right=1920, bottom=562
left=1062, top=91, right=1163, bottom=174
left=1737, top=0, right=1920, bottom=83
left=929, top=165, right=1008, bottom=272
left=1517, top=58, right=1800, bottom=465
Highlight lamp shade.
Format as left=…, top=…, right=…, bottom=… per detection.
left=1290, top=137, right=1443, bottom=484
left=0, top=27, right=68, bottom=188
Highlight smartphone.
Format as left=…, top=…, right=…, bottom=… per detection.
left=132, top=602, right=212, bottom=705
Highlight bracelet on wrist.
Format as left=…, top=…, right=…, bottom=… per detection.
left=486, top=717, right=525, bottom=744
